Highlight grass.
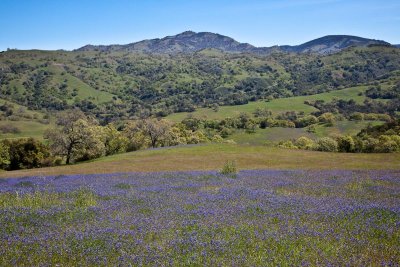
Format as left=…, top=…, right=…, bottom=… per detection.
left=230, top=127, right=315, bottom=145
left=1, top=143, right=399, bottom=178
left=0, top=120, right=52, bottom=140
left=217, top=120, right=384, bottom=145
left=313, top=120, right=384, bottom=138
left=49, top=65, right=115, bottom=104
left=166, top=84, right=374, bottom=122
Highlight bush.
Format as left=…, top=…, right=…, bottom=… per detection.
left=318, top=113, right=336, bottom=126
left=220, top=160, right=237, bottom=176
left=375, top=135, right=400, bottom=153
left=295, top=136, right=315, bottom=150
left=0, top=124, right=21, bottom=134
left=349, top=112, right=364, bottom=121
left=336, top=135, right=355, bottom=152
left=0, top=142, right=10, bottom=169
left=278, top=140, right=298, bottom=149
left=316, top=137, right=338, bottom=152
left=211, top=134, right=223, bottom=143
left=295, top=115, right=318, bottom=128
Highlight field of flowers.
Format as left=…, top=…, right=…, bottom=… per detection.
left=0, top=170, right=399, bottom=266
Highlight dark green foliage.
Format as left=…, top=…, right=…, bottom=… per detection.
left=1, top=138, right=50, bottom=170
left=308, top=98, right=399, bottom=118
left=358, top=119, right=400, bottom=138
left=337, top=135, right=355, bottom=152
left=366, top=81, right=400, bottom=99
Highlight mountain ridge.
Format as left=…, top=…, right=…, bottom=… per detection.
left=75, top=31, right=392, bottom=55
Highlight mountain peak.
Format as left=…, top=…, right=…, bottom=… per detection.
left=175, top=30, right=196, bottom=36
left=75, top=32, right=394, bottom=55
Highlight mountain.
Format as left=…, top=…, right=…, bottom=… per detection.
left=280, top=35, right=391, bottom=54
left=76, top=32, right=392, bottom=55
left=395, top=44, right=400, bottom=48
left=76, top=31, right=256, bottom=54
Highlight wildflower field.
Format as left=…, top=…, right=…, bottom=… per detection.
left=1, top=170, right=399, bottom=266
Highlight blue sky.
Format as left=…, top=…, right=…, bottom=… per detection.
left=1, top=0, right=399, bottom=51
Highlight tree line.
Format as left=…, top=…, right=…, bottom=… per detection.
left=0, top=110, right=209, bottom=170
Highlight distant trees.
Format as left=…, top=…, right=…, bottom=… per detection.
left=276, top=119, right=400, bottom=153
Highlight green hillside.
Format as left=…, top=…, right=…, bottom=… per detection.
left=166, top=84, right=378, bottom=121
left=1, top=45, right=399, bottom=121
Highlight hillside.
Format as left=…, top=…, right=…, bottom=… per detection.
left=1, top=44, right=400, bottom=123
left=280, top=35, right=390, bottom=54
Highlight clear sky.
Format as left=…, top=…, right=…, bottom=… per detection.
left=1, top=0, right=399, bottom=51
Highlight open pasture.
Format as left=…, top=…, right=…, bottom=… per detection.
left=1, top=144, right=400, bottom=178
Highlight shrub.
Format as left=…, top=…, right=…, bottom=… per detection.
left=376, top=135, right=399, bottom=153
left=363, top=137, right=380, bottom=153
left=318, top=113, right=336, bottom=126
left=316, top=137, right=338, bottom=152
left=211, top=134, right=223, bottom=143
left=278, top=140, right=298, bottom=149
left=0, top=124, right=21, bottom=134
left=295, top=115, right=318, bottom=128
left=349, top=112, right=364, bottom=121
left=295, top=136, right=315, bottom=150
left=0, top=142, right=10, bottom=169
left=220, top=160, right=237, bottom=176
left=336, top=135, right=355, bottom=152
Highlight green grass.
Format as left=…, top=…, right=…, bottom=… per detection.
left=1, top=143, right=399, bottom=178
left=0, top=120, right=52, bottom=140
left=49, top=65, right=115, bottom=104
left=230, top=127, right=315, bottom=145
left=313, top=120, right=384, bottom=137
left=0, top=188, right=96, bottom=210
left=166, top=84, right=373, bottom=122
left=0, top=99, right=44, bottom=119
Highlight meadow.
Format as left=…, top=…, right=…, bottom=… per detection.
left=0, top=169, right=399, bottom=265
left=1, top=143, right=399, bottom=178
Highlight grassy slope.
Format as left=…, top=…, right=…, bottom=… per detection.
left=166, top=84, right=371, bottom=121
left=1, top=143, right=399, bottom=178
left=230, top=128, right=315, bottom=145
left=229, top=120, right=385, bottom=145
left=313, top=120, right=384, bottom=138
left=0, top=121, right=52, bottom=140
left=0, top=99, right=52, bottom=140
left=48, top=65, right=115, bottom=104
